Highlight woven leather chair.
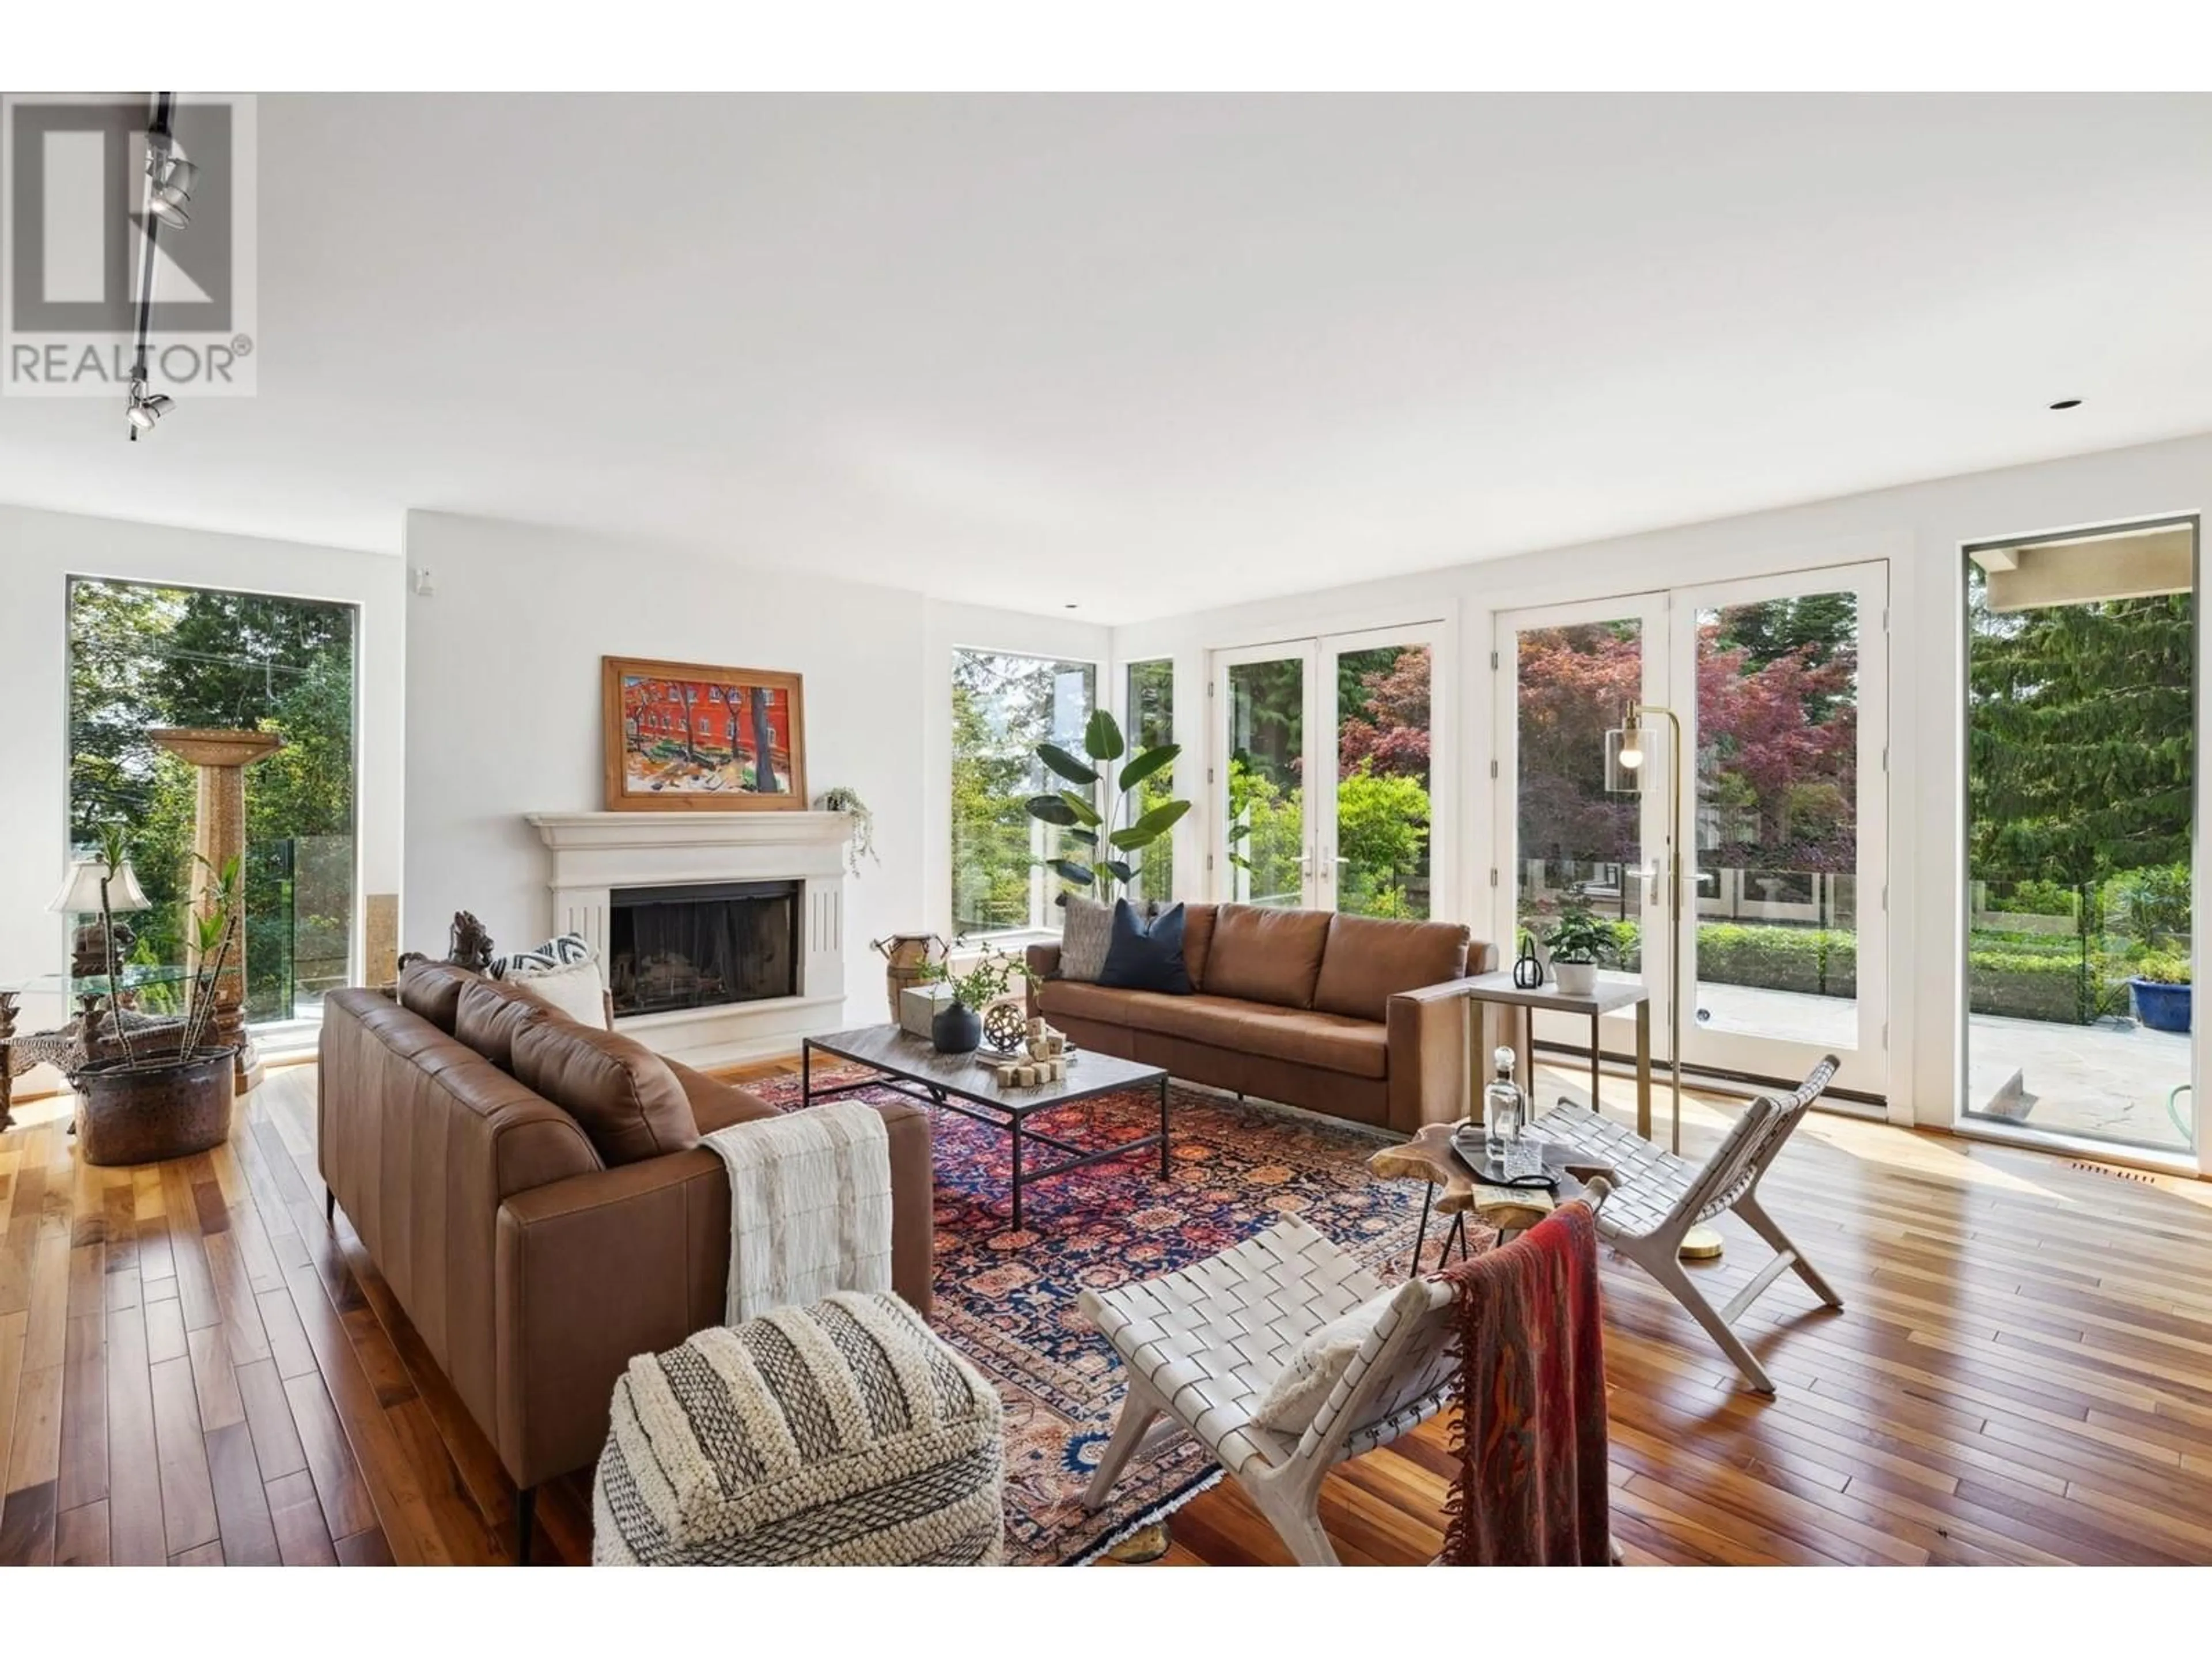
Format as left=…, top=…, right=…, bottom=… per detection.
left=1532, top=1054, right=1843, bottom=1393
left=1078, top=1215, right=1497, bottom=1566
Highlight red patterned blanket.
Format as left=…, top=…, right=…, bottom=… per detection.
left=1437, top=1200, right=1612, bottom=1566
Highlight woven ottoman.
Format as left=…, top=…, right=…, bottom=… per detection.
left=592, top=1291, right=1006, bottom=1566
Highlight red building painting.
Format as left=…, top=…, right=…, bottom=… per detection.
left=620, top=675, right=793, bottom=791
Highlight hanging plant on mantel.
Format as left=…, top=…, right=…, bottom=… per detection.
left=816, top=786, right=878, bottom=878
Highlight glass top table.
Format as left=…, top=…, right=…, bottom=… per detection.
left=0, top=964, right=207, bottom=998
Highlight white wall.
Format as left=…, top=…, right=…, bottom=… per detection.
left=0, top=504, right=406, bottom=1072
left=402, top=512, right=1103, bottom=1019
left=1115, top=430, right=2212, bottom=1162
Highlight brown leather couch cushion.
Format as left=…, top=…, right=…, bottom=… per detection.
left=664, top=1058, right=779, bottom=1135
left=1312, top=914, right=1472, bottom=1023
left=1118, top=992, right=1387, bottom=1078
left=454, top=976, right=560, bottom=1071
left=397, top=959, right=476, bottom=1033
left=510, top=1020, right=700, bottom=1168
left=1200, top=904, right=1331, bottom=1008
left=1180, top=903, right=1218, bottom=990
left=1036, top=979, right=1142, bottom=1028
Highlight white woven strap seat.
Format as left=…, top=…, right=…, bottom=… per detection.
left=1079, top=1214, right=1457, bottom=1565
left=1532, top=1056, right=1844, bottom=1394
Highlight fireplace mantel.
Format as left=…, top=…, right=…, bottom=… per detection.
left=526, top=810, right=853, bottom=1066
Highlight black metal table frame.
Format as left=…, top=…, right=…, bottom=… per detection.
left=800, top=1040, right=1171, bottom=1232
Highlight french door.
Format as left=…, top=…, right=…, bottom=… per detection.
left=1211, top=624, right=1448, bottom=917
left=1495, top=565, right=1888, bottom=1101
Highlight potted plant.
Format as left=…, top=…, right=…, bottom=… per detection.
left=67, top=824, right=243, bottom=1166
left=2129, top=952, right=2192, bottom=1035
left=1024, top=710, right=1191, bottom=903
left=1541, top=903, right=1622, bottom=998
left=920, top=945, right=1037, bottom=1055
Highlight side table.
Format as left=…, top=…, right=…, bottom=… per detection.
left=1451, top=970, right=1656, bottom=1141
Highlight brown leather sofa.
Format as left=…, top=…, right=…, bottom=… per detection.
left=317, top=963, right=933, bottom=1557
left=1027, top=904, right=1491, bottom=1134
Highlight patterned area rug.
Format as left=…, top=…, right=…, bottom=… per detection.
left=749, top=1068, right=1459, bottom=1565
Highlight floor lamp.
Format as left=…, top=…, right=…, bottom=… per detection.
left=1607, top=703, right=1724, bottom=1261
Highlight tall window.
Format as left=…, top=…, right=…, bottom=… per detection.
left=68, top=578, right=359, bottom=1024
left=1963, top=521, right=2196, bottom=1154
left=950, top=649, right=1096, bottom=935
left=1125, top=660, right=1176, bottom=903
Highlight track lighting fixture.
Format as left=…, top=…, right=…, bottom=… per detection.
left=146, top=146, right=198, bottom=227
left=126, top=93, right=188, bottom=441
left=127, top=381, right=173, bottom=435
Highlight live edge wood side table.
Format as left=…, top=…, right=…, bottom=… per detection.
left=1450, top=970, right=1655, bottom=1140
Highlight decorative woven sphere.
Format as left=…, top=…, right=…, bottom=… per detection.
left=983, top=1001, right=1027, bottom=1053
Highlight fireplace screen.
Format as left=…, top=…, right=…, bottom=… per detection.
left=606, top=880, right=801, bottom=1017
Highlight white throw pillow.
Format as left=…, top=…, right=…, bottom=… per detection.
left=505, top=955, right=609, bottom=1029
left=1249, top=1279, right=1424, bottom=1435
left=489, top=931, right=594, bottom=978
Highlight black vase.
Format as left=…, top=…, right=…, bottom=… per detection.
left=932, top=1002, right=983, bottom=1055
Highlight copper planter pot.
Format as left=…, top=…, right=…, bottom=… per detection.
left=73, top=1047, right=237, bottom=1166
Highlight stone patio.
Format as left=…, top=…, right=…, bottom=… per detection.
left=1695, top=982, right=2195, bottom=1154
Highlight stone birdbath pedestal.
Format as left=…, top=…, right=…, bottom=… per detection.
left=149, top=728, right=283, bottom=1094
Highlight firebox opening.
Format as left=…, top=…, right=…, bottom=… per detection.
left=606, top=879, right=801, bottom=1017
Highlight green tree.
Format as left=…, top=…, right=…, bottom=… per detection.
left=950, top=652, right=1094, bottom=933
left=1969, top=584, right=2192, bottom=887
left=1335, top=763, right=1430, bottom=918
left=67, top=579, right=356, bottom=1021
left=1225, top=757, right=1303, bottom=904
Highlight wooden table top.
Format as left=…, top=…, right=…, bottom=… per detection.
left=1369, top=1121, right=1613, bottom=1232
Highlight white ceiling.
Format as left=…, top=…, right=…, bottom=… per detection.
left=6, top=92, right=2212, bottom=623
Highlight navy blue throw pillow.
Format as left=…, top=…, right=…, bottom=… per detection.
left=1096, top=899, right=1194, bottom=994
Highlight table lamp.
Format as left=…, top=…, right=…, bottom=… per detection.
left=51, top=855, right=152, bottom=979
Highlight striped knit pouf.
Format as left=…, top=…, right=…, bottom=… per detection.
left=592, top=1292, right=1006, bottom=1566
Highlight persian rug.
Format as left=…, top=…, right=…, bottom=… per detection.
left=749, top=1069, right=1463, bottom=1565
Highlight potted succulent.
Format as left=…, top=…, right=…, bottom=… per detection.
left=67, top=824, right=243, bottom=1166
left=1541, top=903, right=1622, bottom=998
left=920, top=945, right=1037, bottom=1055
left=2129, top=952, right=2192, bottom=1035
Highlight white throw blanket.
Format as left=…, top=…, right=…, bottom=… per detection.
left=703, top=1103, right=893, bottom=1325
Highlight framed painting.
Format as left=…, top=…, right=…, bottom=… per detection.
left=601, top=656, right=809, bottom=811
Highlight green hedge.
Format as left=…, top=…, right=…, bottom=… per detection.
left=1967, top=950, right=2091, bottom=1023
left=1683, top=921, right=2111, bottom=1024
left=1696, top=923, right=1858, bottom=998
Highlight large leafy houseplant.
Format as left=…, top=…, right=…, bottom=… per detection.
left=1025, top=710, right=1190, bottom=903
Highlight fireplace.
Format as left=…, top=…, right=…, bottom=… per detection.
left=529, top=809, right=850, bottom=1068
left=606, top=880, right=801, bottom=1017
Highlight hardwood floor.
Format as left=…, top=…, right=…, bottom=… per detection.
left=2, top=1054, right=2210, bottom=1566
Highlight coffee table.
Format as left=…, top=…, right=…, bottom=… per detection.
left=800, top=1024, right=1170, bottom=1232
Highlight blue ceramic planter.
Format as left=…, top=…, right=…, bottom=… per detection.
left=2130, top=977, right=2192, bottom=1035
